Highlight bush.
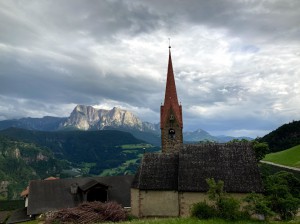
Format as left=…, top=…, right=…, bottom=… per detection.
left=191, top=201, right=217, bottom=219
left=217, top=197, right=240, bottom=220
left=243, top=193, right=274, bottom=220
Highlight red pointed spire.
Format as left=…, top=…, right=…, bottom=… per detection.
left=164, top=48, right=179, bottom=106
left=160, top=47, right=183, bottom=128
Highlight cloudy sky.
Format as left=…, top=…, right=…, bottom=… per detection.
left=0, top=0, right=299, bottom=137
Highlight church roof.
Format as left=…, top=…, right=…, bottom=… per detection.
left=132, top=143, right=264, bottom=193
left=160, top=49, right=183, bottom=128
left=131, top=153, right=178, bottom=190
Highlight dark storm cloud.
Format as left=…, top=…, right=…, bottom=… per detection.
left=0, top=0, right=161, bottom=48
left=0, top=42, right=160, bottom=107
left=144, top=0, right=300, bottom=43
left=0, top=0, right=299, bottom=137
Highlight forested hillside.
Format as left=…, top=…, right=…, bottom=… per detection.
left=0, top=135, right=68, bottom=199
left=0, top=128, right=159, bottom=176
left=259, top=120, right=300, bottom=152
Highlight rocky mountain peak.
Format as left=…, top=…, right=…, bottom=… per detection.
left=60, top=105, right=150, bottom=131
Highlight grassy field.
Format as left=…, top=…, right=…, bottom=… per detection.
left=20, top=217, right=299, bottom=224
left=263, top=145, right=300, bottom=168
left=99, top=157, right=141, bottom=176
left=116, top=218, right=294, bottom=224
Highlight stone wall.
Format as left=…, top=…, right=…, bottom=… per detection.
left=130, top=188, right=140, bottom=217
left=131, top=189, right=179, bottom=217
left=161, top=115, right=183, bottom=153
left=131, top=189, right=249, bottom=218
left=179, top=192, right=248, bottom=217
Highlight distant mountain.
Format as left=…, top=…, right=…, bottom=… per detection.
left=184, top=129, right=218, bottom=142
left=183, top=129, right=252, bottom=143
left=0, top=105, right=161, bottom=146
left=60, top=105, right=159, bottom=132
left=0, top=104, right=253, bottom=145
left=259, top=120, right=300, bottom=152
left=0, top=116, right=66, bottom=131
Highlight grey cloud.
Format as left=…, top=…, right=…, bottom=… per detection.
left=142, top=0, right=300, bottom=43
left=0, top=0, right=299, bottom=137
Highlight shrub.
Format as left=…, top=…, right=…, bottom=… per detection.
left=190, top=201, right=217, bottom=219
left=217, top=197, right=240, bottom=220
left=206, top=178, right=224, bottom=201
left=243, top=193, right=274, bottom=220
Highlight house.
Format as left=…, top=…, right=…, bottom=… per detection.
left=7, top=175, right=133, bottom=224
left=130, top=46, right=264, bottom=217
left=20, top=177, right=59, bottom=208
left=16, top=175, right=133, bottom=217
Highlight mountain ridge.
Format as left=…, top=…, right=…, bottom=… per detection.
left=0, top=104, right=251, bottom=144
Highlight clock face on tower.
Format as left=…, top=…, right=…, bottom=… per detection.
left=169, top=128, right=175, bottom=139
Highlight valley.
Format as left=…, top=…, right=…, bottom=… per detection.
left=0, top=105, right=299, bottom=201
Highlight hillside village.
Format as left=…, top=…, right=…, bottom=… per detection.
left=0, top=47, right=299, bottom=224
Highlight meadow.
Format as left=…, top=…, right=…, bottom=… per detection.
left=263, top=145, right=300, bottom=168
left=21, top=217, right=300, bottom=224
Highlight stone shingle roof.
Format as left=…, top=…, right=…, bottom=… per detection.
left=132, top=153, right=178, bottom=190
left=132, top=143, right=264, bottom=193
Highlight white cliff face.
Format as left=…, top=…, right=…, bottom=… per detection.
left=61, top=105, right=147, bottom=131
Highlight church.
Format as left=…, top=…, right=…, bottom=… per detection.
left=130, top=46, right=264, bottom=217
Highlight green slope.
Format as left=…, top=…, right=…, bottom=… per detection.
left=263, top=145, right=300, bottom=168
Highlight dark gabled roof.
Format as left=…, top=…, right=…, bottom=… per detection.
left=6, top=208, right=32, bottom=224
left=132, top=143, right=264, bottom=193
left=78, top=178, right=109, bottom=192
left=27, top=175, right=134, bottom=215
left=178, top=143, right=264, bottom=193
left=99, top=175, right=134, bottom=208
left=132, top=153, right=178, bottom=190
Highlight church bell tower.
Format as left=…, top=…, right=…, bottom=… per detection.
left=160, top=46, right=183, bottom=153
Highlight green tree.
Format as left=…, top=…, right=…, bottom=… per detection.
left=206, top=178, right=224, bottom=201
left=253, top=141, right=269, bottom=162
left=264, top=171, right=300, bottom=220
left=206, top=178, right=241, bottom=220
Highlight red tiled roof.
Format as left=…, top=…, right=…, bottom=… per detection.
left=44, top=176, right=59, bottom=181
left=20, top=187, right=29, bottom=197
